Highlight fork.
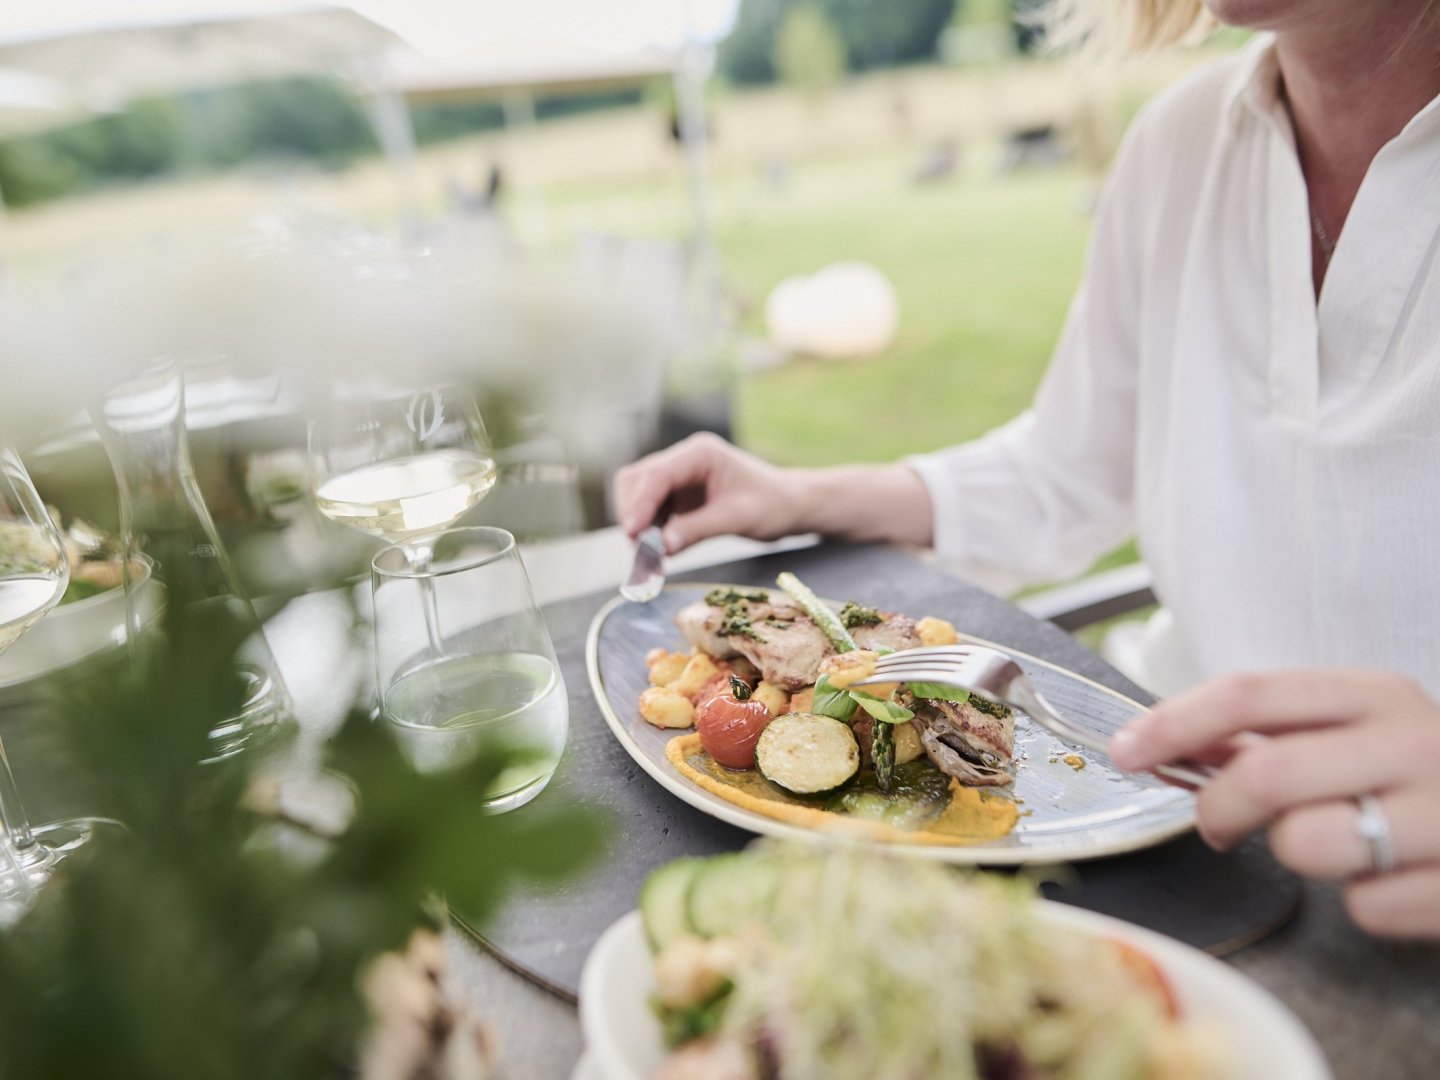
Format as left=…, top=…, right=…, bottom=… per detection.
left=851, top=644, right=1213, bottom=790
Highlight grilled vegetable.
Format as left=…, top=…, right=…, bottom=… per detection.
left=642, top=857, right=705, bottom=949
left=686, top=853, right=781, bottom=938
left=755, top=712, right=860, bottom=796
left=776, top=572, right=856, bottom=653
left=695, top=676, right=773, bottom=770
left=826, top=760, right=953, bottom=829
left=871, top=721, right=895, bottom=791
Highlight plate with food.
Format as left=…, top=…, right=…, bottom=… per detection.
left=586, top=574, right=1195, bottom=864
left=579, top=846, right=1330, bottom=1080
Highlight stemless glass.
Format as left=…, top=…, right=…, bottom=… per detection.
left=0, top=448, right=104, bottom=895
left=371, top=527, right=567, bottom=812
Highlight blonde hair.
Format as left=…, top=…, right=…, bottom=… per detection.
left=1042, top=0, right=1214, bottom=58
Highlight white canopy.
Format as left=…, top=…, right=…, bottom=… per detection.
left=0, top=2, right=396, bottom=109
left=384, top=36, right=681, bottom=102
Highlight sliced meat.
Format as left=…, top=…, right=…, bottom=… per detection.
left=851, top=613, right=921, bottom=653
left=907, top=696, right=1014, bottom=787
left=676, top=592, right=826, bottom=686
left=733, top=614, right=833, bottom=691
left=675, top=601, right=742, bottom=660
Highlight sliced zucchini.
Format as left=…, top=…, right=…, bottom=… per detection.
left=827, top=760, right=953, bottom=829
left=755, top=712, right=860, bottom=796
left=686, top=853, right=780, bottom=938
left=641, top=857, right=705, bottom=950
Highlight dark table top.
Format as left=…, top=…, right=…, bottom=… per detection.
left=4, top=536, right=1438, bottom=1079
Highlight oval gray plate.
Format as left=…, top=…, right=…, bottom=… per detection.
left=587, top=583, right=1196, bottom=866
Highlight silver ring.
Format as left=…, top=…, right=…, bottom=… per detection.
left=1354, top=795, right=1397, bottom=875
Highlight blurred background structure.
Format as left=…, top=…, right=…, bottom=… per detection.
left=0, top=0, right=1239, bottom=596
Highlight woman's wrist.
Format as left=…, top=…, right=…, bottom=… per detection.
left=783, top=464, right=934, bottom=546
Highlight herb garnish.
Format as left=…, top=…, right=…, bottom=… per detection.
left=704, top=587, right=769, bottom=607
left=968, top=695, right=1013, bottom=720
left=839, top=601, right=883, bottom=629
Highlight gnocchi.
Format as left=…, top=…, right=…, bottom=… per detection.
left=751, top=681, right=789, bottom=718
left=667, top=653, right=722, bottom=699
left=639, top=687, right=696, bottom=729
left=916, top=616, right=958, bottom=647
left=647, top=649, right=690, bottom=688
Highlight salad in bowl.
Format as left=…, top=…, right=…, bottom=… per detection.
left=581, top=845, right=1330, bottom=1080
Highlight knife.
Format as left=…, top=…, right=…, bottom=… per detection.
left=620, top=524, right=667, bottom=603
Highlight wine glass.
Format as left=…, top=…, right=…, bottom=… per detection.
left=309, top=385, right=497, bottom=652
left=371, top=527, right=568, bottom=812
left=0, top=448, right=103, bottom=897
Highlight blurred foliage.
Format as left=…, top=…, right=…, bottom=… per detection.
left=0, top=553, right=602, bottom=1078
left=721, top=0, right=958, bottom=84
left=0, top=78, right=645, bottom=209
left=773, top=5, right=848, bottom=106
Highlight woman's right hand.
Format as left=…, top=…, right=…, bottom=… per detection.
left=614, top=433, right=805, bottom=554
left=613, top=433, right=935, bottom=555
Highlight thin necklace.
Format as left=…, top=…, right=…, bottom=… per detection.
left=1310, top=210, right=1336, bottom=264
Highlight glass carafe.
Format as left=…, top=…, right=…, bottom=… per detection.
left=93, top=359, right=292, bottom=761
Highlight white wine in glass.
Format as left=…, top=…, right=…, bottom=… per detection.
left=0, top=577, right=65, bottom=655
left=310, top=386, right=497, bottom=541
left=0, top=448, right=103, bottom=898
left=315, top=447, right=497, bottom=539
left=311, top=387, right=496, bottom=654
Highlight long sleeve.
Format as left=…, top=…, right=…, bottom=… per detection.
left=905, top=119, right=1150, bottom=596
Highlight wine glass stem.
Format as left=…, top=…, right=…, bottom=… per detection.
left=0, top=735, right=38, bottom=856
left=408, top=540, right=445, bottom=655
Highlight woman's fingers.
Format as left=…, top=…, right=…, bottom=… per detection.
left=614, top=433, right=728, bottom=537
left=662, top=500, right=736, bottom=554
left=1344, top=864, right=1440, bottom=939
left=1267, top=787, right=1440, bottom=881
left=1194, top=722, right=1432, bottom=850
left=1110, top=669, right=1423, bottom=771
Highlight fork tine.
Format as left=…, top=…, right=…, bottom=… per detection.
left=876, top=644, right=982, bottom=658
left=851, top=669, right=973, bottom=687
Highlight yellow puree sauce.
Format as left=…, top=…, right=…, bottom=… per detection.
left=665, top=733, right=1018, bottom=846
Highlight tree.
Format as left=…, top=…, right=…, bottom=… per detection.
left=720, top=0, right=957, bottom=85
left=774, top=4, right=847, bottom=108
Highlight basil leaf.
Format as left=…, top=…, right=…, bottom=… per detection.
left=812, top=674, right=858, bottom=722
left=905, top=682, right=971, bottom=705
left=850, top=692, right=914, bottom=725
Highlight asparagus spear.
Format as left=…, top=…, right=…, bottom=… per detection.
left=872, top=721, right=895, bottom=792
left=776, top=572, right=857, bottom=653
left=778, top=572, right=907, bottom=791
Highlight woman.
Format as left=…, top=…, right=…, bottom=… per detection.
left=615, top=0, right=1440, bottom=937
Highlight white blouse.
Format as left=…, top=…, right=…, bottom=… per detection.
left=909, top=36, right=1440, bottom=696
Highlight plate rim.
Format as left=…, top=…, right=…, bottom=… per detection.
left=579, top=906, right=1332, bottom=1080
left=586, top=582, right=1196, bottom=866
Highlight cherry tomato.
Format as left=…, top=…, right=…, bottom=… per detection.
left=1106, top=938, right=1180, bottom=1019
left=696, top=675, right=774, bottom=769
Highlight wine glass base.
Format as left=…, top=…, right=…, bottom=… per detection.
left=0, top=816, right=122, bottom=903
left=202, top=664, right=294, bottom=764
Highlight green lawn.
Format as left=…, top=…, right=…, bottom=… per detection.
left=715, top=149, right=1140, bottom=586
left=721, top=152, right=1091, bottom=465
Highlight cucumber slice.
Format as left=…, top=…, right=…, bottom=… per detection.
left=755, top=712, right=860, bottom=796
left=641, top=858, right=705, bottom=950
left=686, top=853, right=780, bottom=938
left=776, top=572, right=856, bottom=653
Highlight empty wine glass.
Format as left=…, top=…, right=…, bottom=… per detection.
left=371, top=527, right=568, bottom=812
left=0, top=448, right=105, bottom=897
left=310, top=384, right=497, bottom=655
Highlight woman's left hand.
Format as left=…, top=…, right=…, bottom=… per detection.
left=1110, top=669, right=1440, bottom=938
